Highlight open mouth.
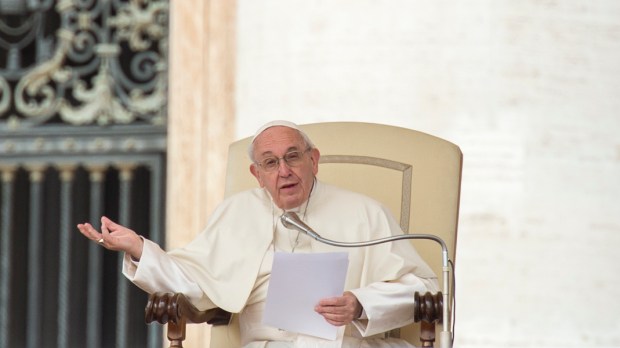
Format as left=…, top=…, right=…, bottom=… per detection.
left=280, top=183, right=298, bottom=190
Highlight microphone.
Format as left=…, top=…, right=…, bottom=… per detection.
left=280, top=211, right=322, bottom=240
left=281, top=211, right=449, bottom=250
left=280, top=211, right=454, bottom=348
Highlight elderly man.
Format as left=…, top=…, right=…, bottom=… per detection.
left=77, top=120, right=438, bottom=347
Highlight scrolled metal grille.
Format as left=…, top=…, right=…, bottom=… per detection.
left=0, top=0, right=168, bottom=128
left=0, top=1, right=169, bottom=347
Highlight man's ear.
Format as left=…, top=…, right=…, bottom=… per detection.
left=310, top=148, right=320, bottom=175
left=250, top=164, right=264, bottom=187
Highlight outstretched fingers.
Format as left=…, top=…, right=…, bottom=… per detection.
left=77, top=217, right=143, bottom=259
left=77, top=222, right=102, bottom=243
left=101, top=216, right=123, bottom=232
left=100, top=218, right=111, bottom=240
left=77, top=221, right=110, bottom=248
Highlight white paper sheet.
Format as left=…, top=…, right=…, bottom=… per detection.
left=263, top=251, right=349, bottom=340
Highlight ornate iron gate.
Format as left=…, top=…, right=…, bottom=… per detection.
left=1, top=1, right=168, bottom=347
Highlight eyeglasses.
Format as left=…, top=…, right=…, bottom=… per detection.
left=256, top=149, right=311, bottom=172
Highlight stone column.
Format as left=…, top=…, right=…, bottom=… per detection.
left=167, top=0, right=236, bottom=346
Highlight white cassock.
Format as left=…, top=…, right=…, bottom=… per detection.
left=123, top=180, right=438, bottom=347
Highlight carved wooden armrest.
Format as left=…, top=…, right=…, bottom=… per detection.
left=413, top=291, right=443, bottom=323
left=145, top=292, right=232, bottom=348
left=413, top=291, right=443, bottom=348
left=145, top=291, right=443, bottom=348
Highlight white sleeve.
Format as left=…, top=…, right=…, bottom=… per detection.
left=348, top=273, right=439, bottom=337
left=122, top=238, right=217, bottom=310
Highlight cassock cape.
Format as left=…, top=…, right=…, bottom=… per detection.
left=167, top=181, right=436, bottom=313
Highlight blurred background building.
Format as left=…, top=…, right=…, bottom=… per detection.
left=0, top=1, right=167, bottom=347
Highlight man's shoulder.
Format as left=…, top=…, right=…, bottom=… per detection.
left=210, top=187, right=270, bottom=215
left=204, top=187, right=271, bottom=228
left=220, top=187, right=267, bottom=205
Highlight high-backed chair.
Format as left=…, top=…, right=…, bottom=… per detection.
left=146, top=122, right=462, bottom=348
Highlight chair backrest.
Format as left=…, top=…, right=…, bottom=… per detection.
left=213, top=121, right=462, bottom=346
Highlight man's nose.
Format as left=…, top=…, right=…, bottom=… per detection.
left=277, top=159, right=292, bottom=175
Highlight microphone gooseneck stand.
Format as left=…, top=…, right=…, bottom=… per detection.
left=280, top=211, right=453, bottom=348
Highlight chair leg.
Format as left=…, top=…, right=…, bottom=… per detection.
left=167, top=320, right=186, bottom=348
left=419, top=321, right=436, bottom=348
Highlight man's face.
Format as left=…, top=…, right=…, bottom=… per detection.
left=250, top=126, right=320, bottom=210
